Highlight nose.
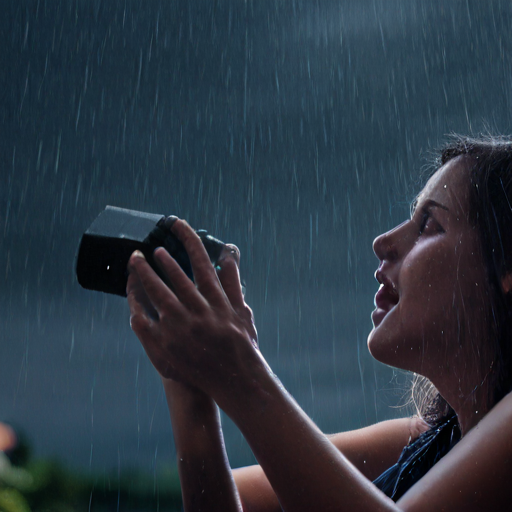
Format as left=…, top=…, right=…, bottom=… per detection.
left=372, top=220, right=408, bottom=262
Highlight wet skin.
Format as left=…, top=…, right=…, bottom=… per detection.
left=125, top=160, right=512, bottom=510
left=368, top=156, right=495, bottom=434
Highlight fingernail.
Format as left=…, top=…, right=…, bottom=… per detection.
left=132, top=250, right=145, bottom=260
left=164, top=215, right=179, bottom=230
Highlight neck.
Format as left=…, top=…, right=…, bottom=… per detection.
left=433, top=369, right=493, bottom=436
left=424, top=316, right=497, bottom=436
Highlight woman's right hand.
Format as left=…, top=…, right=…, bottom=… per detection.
left=126, top=219, right=262, bottom=402
left=127, top=234, right=258, bottom=414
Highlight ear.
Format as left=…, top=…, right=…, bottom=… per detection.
left=501, top=273, right=512, bottom=294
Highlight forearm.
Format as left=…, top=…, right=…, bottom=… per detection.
left=217, top=367, right=399, bottom=512
left=163, top=378, right=242, bottom=512
left=233, top=416, right=426, bottom=512
left=126, top=227, right=398, bottom=511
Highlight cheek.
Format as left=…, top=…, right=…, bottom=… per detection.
left=368, top=244, right=460, bottom=369
left=401, top=245, right=456, bottom=311
left=399, top=244, right=489, bottom=350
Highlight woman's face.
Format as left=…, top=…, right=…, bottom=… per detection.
left=367, top=157, right=491, bottom=380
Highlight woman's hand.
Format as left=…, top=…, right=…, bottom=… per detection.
left=126, top=217, right=260, bottom=398
left=125, top=219, right=399, bottom=512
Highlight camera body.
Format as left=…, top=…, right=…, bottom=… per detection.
left=76, top=206, right=225, bottom=296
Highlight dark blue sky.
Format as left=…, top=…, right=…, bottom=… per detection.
left=1, top=0, right=511, bottom=472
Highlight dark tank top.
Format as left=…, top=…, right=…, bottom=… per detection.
left=373, top=414, right=461, bottom=502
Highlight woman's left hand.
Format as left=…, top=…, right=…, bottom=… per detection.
left=126, top=217, right=260, bottom=397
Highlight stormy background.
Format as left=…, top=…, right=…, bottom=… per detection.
left=1, top=0, right=511, bottom=479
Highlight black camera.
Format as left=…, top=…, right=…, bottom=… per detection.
left=76, top=206, right=225, bottom=296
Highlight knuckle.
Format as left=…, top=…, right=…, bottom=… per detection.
left=242, top=304, right=254, bottom=320
left=130, top=314, right=150, bottom=334
left=158, top=311, right=170, bottom=325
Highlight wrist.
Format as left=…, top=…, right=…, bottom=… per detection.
left=162, top=377, right=218, bottom=421
left=212, top=349, right=281, bottom=422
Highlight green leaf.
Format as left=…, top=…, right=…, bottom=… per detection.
left=0, top=488, right=31, bottom=512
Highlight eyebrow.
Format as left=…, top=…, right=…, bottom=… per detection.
left=410, top=198, right=449, bottom=216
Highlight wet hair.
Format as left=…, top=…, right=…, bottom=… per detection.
left=414, top=135, right=512, bottom=426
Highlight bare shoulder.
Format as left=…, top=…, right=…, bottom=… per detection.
left=398, top=393, right=512, bottom=511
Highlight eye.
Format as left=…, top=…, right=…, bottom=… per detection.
left=418, top=211, right=430, bottom=234
left=418, top=210, right=444, bottom=235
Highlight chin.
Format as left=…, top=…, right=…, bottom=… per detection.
left=367, top=326, right=389, bottom=363
left=367, top=307, right=396, bottom=359
left=367, top=314, right=420, bottom=371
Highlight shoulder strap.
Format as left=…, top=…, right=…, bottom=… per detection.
left=373, top=414, right=461, bottom=501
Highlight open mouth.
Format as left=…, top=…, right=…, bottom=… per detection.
left=372, top=283, right=399, bottom=327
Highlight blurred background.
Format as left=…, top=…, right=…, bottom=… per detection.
left=1, top=0, right=511, bottom=509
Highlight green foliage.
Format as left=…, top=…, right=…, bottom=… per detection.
left=0, top=458, right=183, bottom=512
left=84, top=466, right=183, bottom=512
left=0, top=488, right=31, bottom=512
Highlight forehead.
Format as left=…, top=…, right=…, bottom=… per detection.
left=416, top=156, right=471, bottom=216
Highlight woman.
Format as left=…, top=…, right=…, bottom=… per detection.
left=126, top=136, right=512, bottom=511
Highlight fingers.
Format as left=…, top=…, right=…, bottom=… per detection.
left=216, top=246, right=258, bottom=346
left=170, top=219, right=227, bottom=304
left=153, top=247, right=209, bottom=312
left=224, top=243, right=240, bottom=266
left=128, top=251, right=184, bottom=317
left=129, top=219, right=242, bottom=322
left=126, top=270, right=159, bottom=322
left=216, top=245, right=245, bottom=311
